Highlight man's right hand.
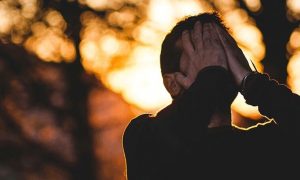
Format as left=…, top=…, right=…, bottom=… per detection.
left=175, top=21, right=228, bottom=90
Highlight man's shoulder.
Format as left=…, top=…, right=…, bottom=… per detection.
left=123, top=114, right=155, bottom=148
left=123, top=114, right=153, bottom=138
left=128, top=114, right=152, bottom=127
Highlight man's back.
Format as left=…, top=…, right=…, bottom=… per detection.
left=123, top=13, right=300, bottom=179
left=123, top=67, right=300, bottom=179
left=124, top=113, right=298, bottom=179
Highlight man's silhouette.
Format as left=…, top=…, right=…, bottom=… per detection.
left=123, top=13, right=300, bottom=179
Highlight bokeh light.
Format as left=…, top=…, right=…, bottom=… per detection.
left=287, top=28, right=300, bottom=94
left=80, top=0, right=207, bottom=113
left=287, top=2, right=300, bottom=95
left=0, top=0, right=38, bottom=43
left=287, top=0, right=300, bottom=20
left=79, top=0, right=265, bottom=120
left=25, top=9, right=76, bottom=62
left=220, top=7, right=265, bottom=120
left=243, top=0, right=262, bottom=13
left=0, top=1, right=75, bottom=63
left=0, top=0, right=267, bottom=119
left=1, top=0, right=297, bottom=179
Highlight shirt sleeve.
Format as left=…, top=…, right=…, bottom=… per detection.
left=242, top=72, right=300, bottom=137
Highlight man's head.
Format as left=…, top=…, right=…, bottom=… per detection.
left=160, top=12, right=229, bottom=98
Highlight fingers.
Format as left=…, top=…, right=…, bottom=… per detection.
left=212, top=23, right=226, bottom=48
left=192, top=21, right=203, bottom=51
left=181, top=30, right=194, bottom=57
left=208, top=23, right=222, bottom=46
left=213, top=23, right=247, bottom=64
left=174, top=72, right=192, bottom=90
left=202, top=22, right=212, bottom=45
left=212, top=23, right=234, bottom=55
left=212, top=23, right=236, bottom=48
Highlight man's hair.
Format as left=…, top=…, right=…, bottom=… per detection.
left=160, top=12, right=237, bottom=108
left=160, top=12, right=228, bottom=75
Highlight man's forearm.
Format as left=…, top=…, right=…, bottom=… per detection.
left=241, top=72, right=300, bottom=135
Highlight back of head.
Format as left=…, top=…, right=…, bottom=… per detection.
left=160, top=12, right=237, bottom=109
left=160, top=12, right=228, bottom=75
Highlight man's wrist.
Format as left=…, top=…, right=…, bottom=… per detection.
left=239, top=72, right=259, bottom=96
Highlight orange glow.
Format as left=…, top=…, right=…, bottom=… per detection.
left=220, top=7, right=265, bottom=120
left=287, top=52, right=300, bottom=94
left=106, top=60, right=170, bottom=112
left=287, top=0, right=300, bottom=20
left=223, top=9, right=265, bottom=68
left=44, top=9, right=67, bottom=30
left=88, top=89, right=135, bottom=128
left=0, top=2, right=14, bottom=34
left=288, top=29, right=300, bottom=51
left=81, top=0, right=108, bottom=10
left=147, top=0, right=176, bottom=30
left=148, top=0, right=204, bottom=31
left=0, top=3, right=75, bottom=62
left=231, top=93, right=262, bottom=120
left=25, top=10, right=76, bottom=62
left=133, top=22, right=164, bottom=45
left=79, top=0, right=265, bottom=119
left=79, top=0, right=123, bottom=11
left=80, top=0, right=207, bottom=113
left=287, top=0, right=300, bottom=13
left=213, top=0, right=237, bottom=12
left=243, top=0, right=262, bottom=12
left=100, top=34, right=120, bottom=56
left=0, top=1, right=266, bottom=118
left=25, top=27, right=76, bottom=62
left=107, top=8, right=137, bottom=27
left=287, top=27, right=300, bottom=94
left=0, top=0, right=38, bottom=40
left=232, top=119, right=273, bottom=131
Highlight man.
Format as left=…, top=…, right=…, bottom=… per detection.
left=123, top=13, right=300, bottom=179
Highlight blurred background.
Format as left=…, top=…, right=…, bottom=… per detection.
left=0, top=0, right=300, bottom=179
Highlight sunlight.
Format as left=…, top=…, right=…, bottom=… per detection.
left=107, top=8, right=137, bottom=27
left=231, top=93, right=262, bottom=119
left=79, top=0, right=123, bottom=10
left=220, top=7, right=265, bottom=119
left=25, top=10, right=76, bottom=62
left=287, top=26, right=300, bottom=94
left=287, top=0, right=300, bottom=13
left=287, top=0, right=300, bottom=20
left=148, top=0, right=204, bottom=31
left=80, top=0, right=205, bottom=113
left=107, top=65, right=170, bottom=112
left=288, top=29, right=300, bottom=50
left=100, top=34, right=120, bottom=56
left=148, top=0, right=174, bottom=27
left=243, top=0, right=262, bottom=12
left=82, top=0, right=108, bottom=10
left=79, top=0, right=265, bottom=118
left=0, top=2, right=74, bottom=62
left=287, top=52, right=300, bottom=94
left=0, top=0, right=38, bottom=42
left=0, top=2, right=13, bottom=34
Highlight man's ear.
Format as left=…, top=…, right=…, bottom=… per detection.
left=163, top=74, right=182, bottom=97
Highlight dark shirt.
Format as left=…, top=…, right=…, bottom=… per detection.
left=123, top=67, right=300, bottom=179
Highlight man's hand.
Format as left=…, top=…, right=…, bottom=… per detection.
left=175, top=21, right=228, bottom=89
left=212, top=22, right=253, bottom=87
